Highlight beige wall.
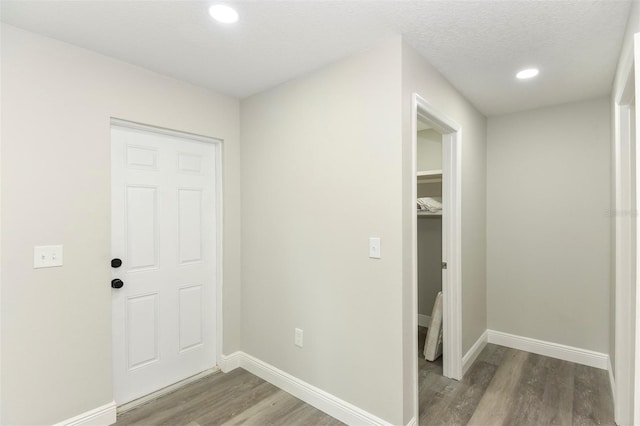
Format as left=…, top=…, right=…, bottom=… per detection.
left=417, top=217, right=442, bottom=317
left=401, top=41, right=487, bottom=422
left=0, top=25, right=241, bottom=425
left=417, top=129, right=442, bottom=172
left=240, top=37, right=404, bottom=424
left=487, top=97, right=611, bottom=353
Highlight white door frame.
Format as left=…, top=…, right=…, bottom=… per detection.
left=109, top=118, right=224, bottom=394
left=634, top=33, right=640, bottom=426
left=411, top=93, right=462, bottom=388
left=613, top=34, right=638, bottom=426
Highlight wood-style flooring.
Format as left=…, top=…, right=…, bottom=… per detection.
left=115, top=369, right=343, bottom=426
left=116, top=329, right=614, bottom=425
left=417, top=327, right=614, bottom=426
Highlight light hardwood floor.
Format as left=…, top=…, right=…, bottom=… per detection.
left=115, top=369, right=343, bottom=426
left=417, top=327, right=614, bottom=426
left=116, top=330, right=614, bottom=425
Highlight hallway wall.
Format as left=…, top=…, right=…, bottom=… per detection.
left=240, top=37, right=404, bottom=424
left=487, top=97, right=611, bottom=353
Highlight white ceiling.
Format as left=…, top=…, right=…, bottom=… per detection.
left=0, top=0, right=631, bottom=116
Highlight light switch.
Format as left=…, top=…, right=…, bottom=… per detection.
left=295, top=328, right=303, bottom=348
left=34, top=245, right=63, bottom=268
left=369, top=237, right=381, bottom=259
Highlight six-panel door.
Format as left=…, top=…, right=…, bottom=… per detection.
left=111, top=125, right=216, bottom=405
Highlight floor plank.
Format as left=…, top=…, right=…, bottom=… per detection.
left=539, top=358, right=575, bottom=426
left=502, top=353, right=549, bottom=426
left=572, top=364, right=615, bottom=425
left=436, top=360, right=497, bottom=426
left=466, top=349, right=529, bottom=426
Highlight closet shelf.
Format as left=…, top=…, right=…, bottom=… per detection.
left=417, top=210, right=442, bottom=217
left=417, top=169, right=442, bottom=184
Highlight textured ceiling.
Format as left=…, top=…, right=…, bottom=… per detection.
left=0, top=0, right=631, bottom=116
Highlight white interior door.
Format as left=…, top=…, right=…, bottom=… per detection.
left=111, top=124, right=217, bottom=405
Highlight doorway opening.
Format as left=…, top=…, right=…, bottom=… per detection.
left=411, top=93, right=462, bottom=421
left=416, top=123, right=445, bottom=376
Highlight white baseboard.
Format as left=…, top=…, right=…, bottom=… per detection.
left=462, top=330, right=488, bottom=375
left=53, top=401, right=116, bottom=426
left=405, top=416, right=416, bottom=426
left=608, top=355, right=616, bottom=404
left=220, top=351, right=243, bottom=373
left=487, top=330, right=608, bottom=370
left=233, top=352, right=392, bottom=426
left=418, top=314, right=431, bottom=328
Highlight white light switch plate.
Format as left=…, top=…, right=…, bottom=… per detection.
left=34, top=245, right=63, bottom=268
left=295, top=328, right=303, bottom=348
left=369, top=237, right=381, bottom=259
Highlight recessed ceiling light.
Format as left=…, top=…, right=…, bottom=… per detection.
left=516, top=68, right=539, bottom=80
left=209, top=4, right=239, bottom=24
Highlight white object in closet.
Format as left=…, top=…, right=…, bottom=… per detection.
left=423, top=291, right=443, bottom=361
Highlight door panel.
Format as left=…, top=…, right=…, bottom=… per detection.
left=178, top=189, right=203, bottom=264
left=179, top=285, right=203, bottom=352
left=111, top=125, right=216, bottom=405
left=127, top=293, right=159, bottom=370
left=126, top=186, right=158, bottom=270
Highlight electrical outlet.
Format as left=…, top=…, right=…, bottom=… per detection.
left=295, top=328, right=303, bottom=348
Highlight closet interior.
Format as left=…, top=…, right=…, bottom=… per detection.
left=416, top=124, right=444, bottom=369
